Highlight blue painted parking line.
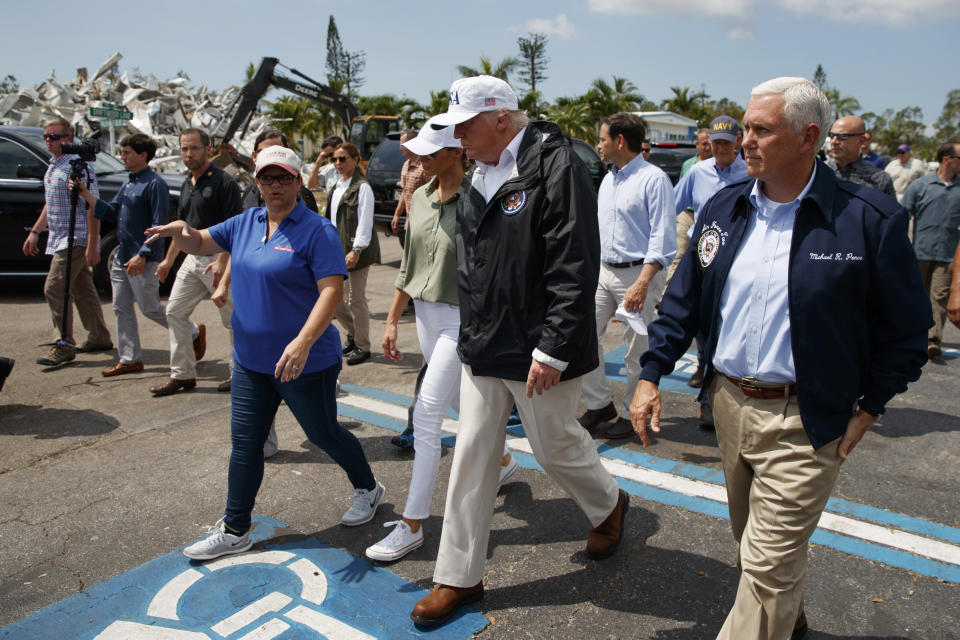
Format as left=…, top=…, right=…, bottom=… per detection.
left=340, top=358, right=960, bottom=585
left=0, top=516, right=488, bottom=640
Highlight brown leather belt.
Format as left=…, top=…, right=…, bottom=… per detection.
left=720, top=373, right=796, bottom=399
left=604, top=259, right=644, bottom=269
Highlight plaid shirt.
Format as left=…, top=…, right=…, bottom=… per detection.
left=400, top=157, right=429, bottom=216
left=44, top=154, right=99, bottom=254
left=829, top=158, right=896, bottom=199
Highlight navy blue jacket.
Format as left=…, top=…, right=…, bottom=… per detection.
left=640, top=161, right=931, bottom=449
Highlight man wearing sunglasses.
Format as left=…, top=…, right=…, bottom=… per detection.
left=150, top=128, right=242, bottom=397
left=305, top=135, right=343, bottom=195
left=23, top=117, right=112, bottom=367
left=903, top=140, right=960, bottom=359
left=826, top=115, right=896, bottom=198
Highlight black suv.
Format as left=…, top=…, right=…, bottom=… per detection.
left=647, top=141, right=698, bottom=185
left=0, top=125, right=183, bottom=291
left=365, top=131, right=606, bottom=246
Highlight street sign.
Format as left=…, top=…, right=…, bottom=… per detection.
left=89, top=106, right=132, bottom=120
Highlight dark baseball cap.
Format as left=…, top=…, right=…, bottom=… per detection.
left=709, top=116, right=740, bottom=142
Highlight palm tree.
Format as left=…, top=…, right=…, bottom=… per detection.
left=545, top=98, right=597, bottom=144
left=457, top=55, right=520, bottom=82
left=265, top=96, right=325, bottom=151
left=824, top=89, right=861, bottom=121
left=662, top=86, right=710, bottom=122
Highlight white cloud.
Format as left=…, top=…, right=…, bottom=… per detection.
left=727, top=27, right=754, bottom=40
left=519, top=14, right=578, bottom=40
left=590, top=0, right=960, bottom=29
left=588, top=0, right=753, bottom=19
left=778, top=0, right=960, bottom=27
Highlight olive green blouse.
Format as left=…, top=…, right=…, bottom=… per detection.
left=395, top=177, right=462, bottom=306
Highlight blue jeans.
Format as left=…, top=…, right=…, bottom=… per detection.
left=224, top=361, right=375, bottom=532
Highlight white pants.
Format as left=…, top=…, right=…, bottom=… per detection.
left=434, top=367, right=619, bottom=587
left=581, top=263, right=664, bottom=419
left=110, top=257, right=168, bottom=365
left=403, top=300, right=507, bottom=521
left=166, top=254, right=231, bottom=380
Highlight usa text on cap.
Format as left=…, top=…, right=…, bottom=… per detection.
left=430, top=75, right=519, bottom=128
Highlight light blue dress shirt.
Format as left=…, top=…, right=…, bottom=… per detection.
left=597, top=154, right=677, bottom=267
left=712, top=166, right=818, bottom=382
left=674, top=155, right=750, bottom=224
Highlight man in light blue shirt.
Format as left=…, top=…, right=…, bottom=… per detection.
left=579, top=113, right=676, bottom=439
left=669, top=116, right=750, bottom=422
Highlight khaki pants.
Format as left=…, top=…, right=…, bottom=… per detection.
left=433, top=366, right=619, bottom=588
left=917, top=260, right=951, bottom=347
left=335, top=266, right=370, bottom=351
left=43, top=246, right=111, bottom=346
left=581, top=263, right=664, bottom=418
left=709, top=374, right=842, bottom=640
left=663, top=208, right=695, bottom=293
left=166, top=254, right=231, bottom=380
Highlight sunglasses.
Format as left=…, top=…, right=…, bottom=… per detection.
left=43, top=133, right=65, bottom=141
left=641, top=148, right=652, bottom=153
left=828, top=132, right=865, bottom=141
left=257, top=173, right=296, bottom=185
left=332, top=156, right=351, bottom=163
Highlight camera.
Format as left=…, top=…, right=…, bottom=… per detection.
left=60, top=137, right=101, bottom=162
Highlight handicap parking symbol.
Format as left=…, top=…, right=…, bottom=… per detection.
left=1, top=516, right=488, bottom=639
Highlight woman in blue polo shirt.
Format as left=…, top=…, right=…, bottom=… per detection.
left=145, top=146, right=384, bottom=560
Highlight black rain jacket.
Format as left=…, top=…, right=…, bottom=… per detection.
left=455, top=121, right=601, bottom=381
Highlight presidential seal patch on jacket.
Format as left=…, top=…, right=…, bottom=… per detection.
left=698, top=229, right=721, bottom=267
left=500, top=190, right=527, bottom=215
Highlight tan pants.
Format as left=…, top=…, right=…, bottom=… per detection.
left=663, top=208, right=695, bottom=293
left=335, top=266, right=371, bottom=351
left=710, top=374, right=842, bottom=640
left=917, top=260, right=951, bottom=346
left=43, top=246, right=111, bottom=346
left=166, top=254, right=232, bottom=380
left=433, top=366, right=619, bottom=588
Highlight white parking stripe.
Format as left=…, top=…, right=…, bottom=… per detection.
left=338, top=393, right=960, bottom=568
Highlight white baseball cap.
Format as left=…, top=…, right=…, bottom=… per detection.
left=430, top=75, right=519, bottom=128
left=402, top=115, right=463, bottom=156
left=254, top=145, right=300, bottom=176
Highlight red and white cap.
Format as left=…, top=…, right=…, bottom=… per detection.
left=254, top=145, right=300, bottom=176
left=402, top=115, right=462, bottom=156
left=430, top=75, right=519, bottom=128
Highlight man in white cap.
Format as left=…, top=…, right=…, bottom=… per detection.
left=410, top=76, right=627, bottom=627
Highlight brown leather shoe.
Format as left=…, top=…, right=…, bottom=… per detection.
left=792, top=607, right=808, bottom=639
left=410, top=582, right=483, bottom=627
left=101, top=361, right=144, bottom=377
left=150, top=377, right=197, bottom=396
left=193, top=324, right=207, bottom=362
left=586, top=489, right=629, bottom=559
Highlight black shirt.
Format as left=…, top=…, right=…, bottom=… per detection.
left=241, top=182, right=318, bottom=213
left=178, top=164, right=242, bottom=229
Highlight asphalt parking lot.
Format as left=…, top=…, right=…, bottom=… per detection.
left=1, top=231, right=958, bottom=639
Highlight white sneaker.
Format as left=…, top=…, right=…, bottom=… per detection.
left=498, top=455, right=519, bottom=491
left=340, top=481, right=385, bottom=526
left=365, top=520, right=424, bottom=562
left=183, top=519, right=252, bottom=560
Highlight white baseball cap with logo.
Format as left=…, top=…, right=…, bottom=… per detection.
left=402, top=115, right=463, bottom=156
left=430, top=75, right=519, bottom=128
left=254, top=145, right=301, bottom=176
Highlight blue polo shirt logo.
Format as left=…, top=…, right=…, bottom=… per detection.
left=501, top=190, right=527, bottom=215
left=698, top=229, right=721, bottom=267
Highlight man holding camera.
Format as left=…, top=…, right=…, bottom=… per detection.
left=76, top=134, right=171, bottom=377
left=22, top=117, right=112, bottom=367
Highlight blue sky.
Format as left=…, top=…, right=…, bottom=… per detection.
left=3, top=0, right=958, bottom=127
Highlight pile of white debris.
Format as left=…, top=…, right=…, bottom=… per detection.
left=0, top=52, right=273, bottom=177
